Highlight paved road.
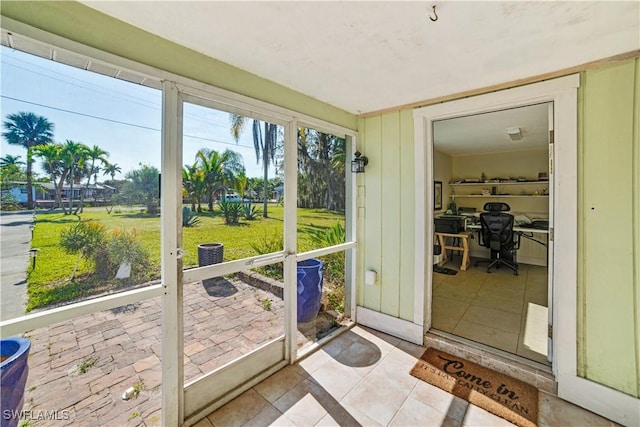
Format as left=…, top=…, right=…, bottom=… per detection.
left=0, top=210, right=34, bottom=321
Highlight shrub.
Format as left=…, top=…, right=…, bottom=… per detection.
left=60, top=220, right=107, bottom=280
left=104, top=228, right=150, bottom=281
left=182, top=206, right=201, bottom=227
left=218, top=200, right=243, bottom=224
left=0, top=192, right=20, bottom=211
left=306, top=222, right=346, bottom=284
left=250, top=229, right=283, bottom=279
left=60, top=221, right=149, bottom=281
left=242, top=202, right=262, bottom=220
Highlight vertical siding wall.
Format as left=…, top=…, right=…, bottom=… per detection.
left=357, top=110, right=415, bottom=320
left=579, top=58, right=639, bottom=397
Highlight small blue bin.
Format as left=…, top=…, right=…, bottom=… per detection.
left=296, top=258, right=324, bottom=323
left=1, top=337, right=31, bottom=427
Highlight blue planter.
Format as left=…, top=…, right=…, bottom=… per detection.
left=1, top=338, right=31, bottom=427
left=297, top=258, right=324, bottom=323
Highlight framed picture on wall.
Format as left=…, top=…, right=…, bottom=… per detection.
left=434, top=181, right=442, bottom=210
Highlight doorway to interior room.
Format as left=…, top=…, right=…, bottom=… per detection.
left=430, top=102, right=553, bottom=366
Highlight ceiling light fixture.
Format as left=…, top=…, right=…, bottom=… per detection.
left=506, top=127, right=522, bottom=141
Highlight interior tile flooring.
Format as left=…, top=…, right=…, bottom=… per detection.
left=432, top=257, right=549, bottom=365
left=197, top=326, right=618, bottom=427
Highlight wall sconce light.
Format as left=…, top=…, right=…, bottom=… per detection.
left=351, top=151, right=369, bottom=173
left=506, top=127, right=523, bottom=141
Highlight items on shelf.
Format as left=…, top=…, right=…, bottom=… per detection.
left=447, top=179, right=549, bottom=198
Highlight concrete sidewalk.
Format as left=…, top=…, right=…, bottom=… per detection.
left=0, top=210, right=34, bottom=321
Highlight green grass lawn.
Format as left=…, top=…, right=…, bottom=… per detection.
left=27, top=205, right=344, bottom=311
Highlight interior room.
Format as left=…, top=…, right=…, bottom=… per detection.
left=431, top=103, right=551, bottom=366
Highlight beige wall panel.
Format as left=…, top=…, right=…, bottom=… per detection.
left=399, top=109, right=416, bottom=320
left=380, top=112, right=401, bottom=316
left=581, top=59, right=639, bottom=397
left=362, top=116, right=383, bottom=311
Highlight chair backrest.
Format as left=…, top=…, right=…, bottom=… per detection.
left=479, top=202, right=515, bottom=251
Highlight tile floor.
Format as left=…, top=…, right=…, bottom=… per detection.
left=432, top=258, right=549, bottom=365
left=197, top=326, right=618, bottom=427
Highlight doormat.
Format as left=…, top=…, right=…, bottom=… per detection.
left=410, top=348, right=538, bottom=427
left=433, top=265, right=457, bottom=275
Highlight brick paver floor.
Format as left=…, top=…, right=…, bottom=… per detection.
left=20, top=275, right=333, bottom=426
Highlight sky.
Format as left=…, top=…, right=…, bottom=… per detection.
left=0, top=46, right=276, bottom=180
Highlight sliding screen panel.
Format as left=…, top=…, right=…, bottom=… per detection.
left=179, top=98, right=288, bottom=417
left=296, top=126, right=350, bottom=355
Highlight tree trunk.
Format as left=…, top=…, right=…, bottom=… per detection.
left=262, top=155, right=269, bottom=218
left=26, top=148, right=34, bottom=209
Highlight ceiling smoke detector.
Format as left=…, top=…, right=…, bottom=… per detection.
left=506, top=127, right=522, bottom=141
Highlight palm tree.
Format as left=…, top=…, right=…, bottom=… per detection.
left=234, top=172, right=248, bottom=200
left=230, top=114, right=277, bottom=217
left=77, top=145, right=109, bottom=213
left=195, top=148, right=244, bottom=211
left=33, top=143, right=65, bottom=209
left=59, top=140, right=88, bottom=214
left=103, top=163, right=122, bottom=181
left=0, top=154, right=25, bottom=167
left=182, top=163, right=207, bottom=212
left=2, top=112, right=54, bottom=208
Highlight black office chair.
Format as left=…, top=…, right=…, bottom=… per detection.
left=474, top=202, right=520, bottom=275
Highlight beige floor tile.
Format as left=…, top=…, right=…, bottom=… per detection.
left=472, top=292, right=524, bottom=315
left=432, top=296, right=471, bottom=333
left=338, top=403, right=384, bottom=427
left=341, top=371, right=413, bottom=426
left=453, top=320, right=519, bottom=353
left=328, top=334, right=387, bottom=373
left=366, top=348, right=420, bottom=391
left=432, top=312, right=462, bottom=333
left=314, top=402, right=379, bottom=427
left=243, top=404, right=289, bottom=427
left=479, top=277, right=526, bottom=292
left=273, top=379, right=331, bottom=427
left=207, top=389, right=270, bottom=427
left=538, top=391, right=619, bottom=427
left=298, top=347, right=334, bottom=374
left=254, top=365, right=308, bottom=403
left=516, top=302, right=549, bottom=364
left=434, top=281, right=483, bottom=303
left=461, top=404, right=515, bottom=426
left=410, top=381, right=469, bottom=422
left=397, top=338, right=428, bottom=359
left=307, top=358, right=363, bottom=400
left=460, top=305, right=522, bottom=334
left=523, top=293, right=547, bottom=308
left=390, top=396, right=461, bottom=427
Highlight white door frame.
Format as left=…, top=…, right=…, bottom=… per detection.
left=414, top=75, right=639, bottom=426
left=413, top=74, right=628, bottom=418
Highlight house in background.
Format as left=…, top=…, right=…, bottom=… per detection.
left=1, top=2, right=638, bottom=426
left=2, top=181, right=115, bottom=207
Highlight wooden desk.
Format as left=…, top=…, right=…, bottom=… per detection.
left=435, top=231, right=471, bottom=271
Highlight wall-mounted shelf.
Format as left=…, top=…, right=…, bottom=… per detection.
left=449, top=180, right=549, bottom=186
left=449, top=180, right=549, bottom=199
left=452, top=194, right=548, bottom=198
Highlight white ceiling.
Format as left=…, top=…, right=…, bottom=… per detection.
left=81, top=1, right=639, bottom=115
left=434, top=102, right=550, bottom=156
